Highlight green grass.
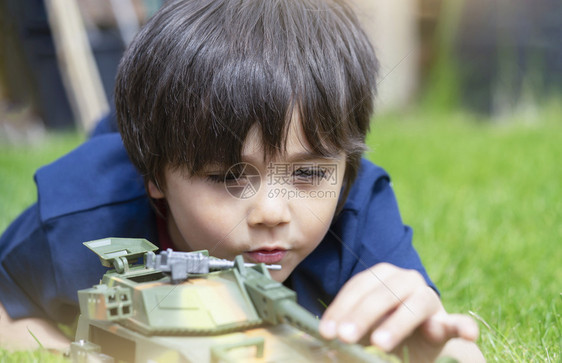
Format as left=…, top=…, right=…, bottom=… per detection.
left=0, top=348, right=68, bottom=363
left=366, top=104, right=561, bottom=361
left=0, top=104, right=561, bottom=361
left=0, top=132, right=85, bottom=232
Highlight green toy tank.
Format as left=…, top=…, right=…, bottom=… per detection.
left=71, top=238, right=398, bottom=363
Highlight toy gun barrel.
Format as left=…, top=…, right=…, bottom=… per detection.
left=238, top=257, right=393, bottom=363
left=147, top=249, right=280, bottom=283
left=208, top=258, right=281, bottom=271
left=274, top=299, right=390, bottom=363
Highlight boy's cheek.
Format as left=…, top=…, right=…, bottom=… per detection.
left=268, top=268, right=290, bottom=282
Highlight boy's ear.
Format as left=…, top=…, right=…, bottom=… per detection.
left=147, top=180, right=165, bottom=199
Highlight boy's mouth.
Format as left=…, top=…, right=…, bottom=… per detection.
left=244, top=248, right=287, bottom=264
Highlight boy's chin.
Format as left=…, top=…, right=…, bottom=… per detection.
left=268, top=268, right=290, bottom=283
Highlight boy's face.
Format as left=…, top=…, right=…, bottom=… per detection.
left=148, top=119, right=346, bottom=282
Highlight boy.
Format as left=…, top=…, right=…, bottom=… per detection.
left=0, top=0, right=483, bottom=360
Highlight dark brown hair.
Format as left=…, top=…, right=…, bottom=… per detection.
left=116, top=0, right=379, bottom=211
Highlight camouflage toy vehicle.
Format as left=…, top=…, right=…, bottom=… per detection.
left=70, top=238, right=397, bottom=362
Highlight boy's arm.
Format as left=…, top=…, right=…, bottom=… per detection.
left=319, top=263, right=485, bottom=362
left=0, top=301, right=70, bottom=351
left=0, top=204, right=73, bottom=352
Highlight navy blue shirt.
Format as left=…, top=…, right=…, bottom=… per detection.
left=0, top=131, right=435, bottom=324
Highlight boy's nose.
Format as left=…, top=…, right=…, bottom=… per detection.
left=246, top=185, right=291, bottom=227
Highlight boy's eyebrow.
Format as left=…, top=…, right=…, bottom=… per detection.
left=242, top=151, right=342, bottom=163
left=286, top=151, right=342, bottom=162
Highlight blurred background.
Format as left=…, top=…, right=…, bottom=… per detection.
left=0, top=0, right=560, bottom=140
left=0, top=0, right=160, bottom=140
left=0, top=0, right=560, bottom=361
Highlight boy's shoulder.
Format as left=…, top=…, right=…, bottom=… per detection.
left=35, top=133, right=146, bottom=222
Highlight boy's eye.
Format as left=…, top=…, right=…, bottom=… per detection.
left=292, top=167, right=328, bottom=183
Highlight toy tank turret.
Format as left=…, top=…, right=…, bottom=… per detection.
left=71, top=238, right=398, bottom=363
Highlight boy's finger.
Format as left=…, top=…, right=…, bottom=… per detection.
left=456, top=314, right=479, bottom=341
left=369, top=286, right=441, bottom=351
left=319, top=263, right=398, bottom=338
left=323, top=263, right=398, bottom=319
left=330, top=269, right=428, bottom=343
left=321, top=267, right=428, bottom=343
left=421, top=313, right=480, bottom=344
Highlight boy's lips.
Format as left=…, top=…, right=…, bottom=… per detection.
left=244, top=248, right=288, bottom=264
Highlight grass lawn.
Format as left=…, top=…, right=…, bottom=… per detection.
left=366, top=105, right=561, bottom=362
left=0, top=132, right=85, bottom=232
left=0, top=104, right=560, bottom=361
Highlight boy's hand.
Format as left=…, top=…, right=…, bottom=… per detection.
left=318, top=263, right=481, bottom=362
